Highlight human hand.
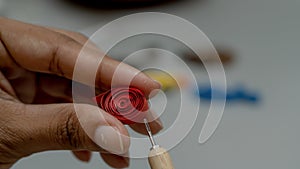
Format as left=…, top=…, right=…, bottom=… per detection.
left=0, top=17, right=162, bottom=169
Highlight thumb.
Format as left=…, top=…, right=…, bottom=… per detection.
left=22, top=103, right=130, bottom=155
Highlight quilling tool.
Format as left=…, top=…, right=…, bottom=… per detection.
left=144, top=119, right=174, bottom=169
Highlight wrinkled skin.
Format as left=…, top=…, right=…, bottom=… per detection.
left=0, top=17, right=163, bottom=168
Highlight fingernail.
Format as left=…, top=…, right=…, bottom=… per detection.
left=94, top=126, right=129, bottom=155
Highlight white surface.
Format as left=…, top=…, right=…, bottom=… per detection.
left=1, top=0, right=300, bottom=168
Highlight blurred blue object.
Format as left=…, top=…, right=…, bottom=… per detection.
left=197, top=84, right=260, bottom=103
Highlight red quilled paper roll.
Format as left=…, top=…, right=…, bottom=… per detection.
left=94, top=87, right=149, bottom=124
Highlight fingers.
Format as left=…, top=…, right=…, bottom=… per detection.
left=47, top=27, right=98, bottom=50
left=0, top=164, right=12, bottom=169
left=44, top=28, right=158, bottom=97
left=100, top=152, right=129, bottom=168
left=72, top=150, right=92, bottom=163
left=48, top=28, right=90, bottom=45
left=95, top=57, right=161, bottom=97
left=36, top=73, right=73, bottom=101
left=20, top=103, right=130, bottom=155
left=0, top=71, right=17, bottom=98
left=0, top=17, right=160, bottom=97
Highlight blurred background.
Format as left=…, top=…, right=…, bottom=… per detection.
left=1, top=0, right=299, bottom=168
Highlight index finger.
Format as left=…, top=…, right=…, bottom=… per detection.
left=0, top=17, right=160, bottom=97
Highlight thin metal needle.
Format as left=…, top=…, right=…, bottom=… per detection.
left=144, top=118, right=157, bottom=147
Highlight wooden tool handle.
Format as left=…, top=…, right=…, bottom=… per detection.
left=148, top=147, right=174, bottom=169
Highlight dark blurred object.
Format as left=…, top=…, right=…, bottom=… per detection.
left=67, top=0, right=179, bottom=9
left=183, top=47, right=234, bottom=66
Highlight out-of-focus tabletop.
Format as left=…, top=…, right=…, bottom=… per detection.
left=1, top=0, right=299, bottom=168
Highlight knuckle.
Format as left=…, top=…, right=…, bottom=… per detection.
left=48, top=35, right=79, bottom=76
left=55, top=105, right=85, bottom=149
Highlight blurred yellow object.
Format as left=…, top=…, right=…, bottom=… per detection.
left=144, top=70, right=178, bottom=91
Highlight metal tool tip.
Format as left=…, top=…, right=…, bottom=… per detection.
left=144, top=118, right=157, bottom=147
